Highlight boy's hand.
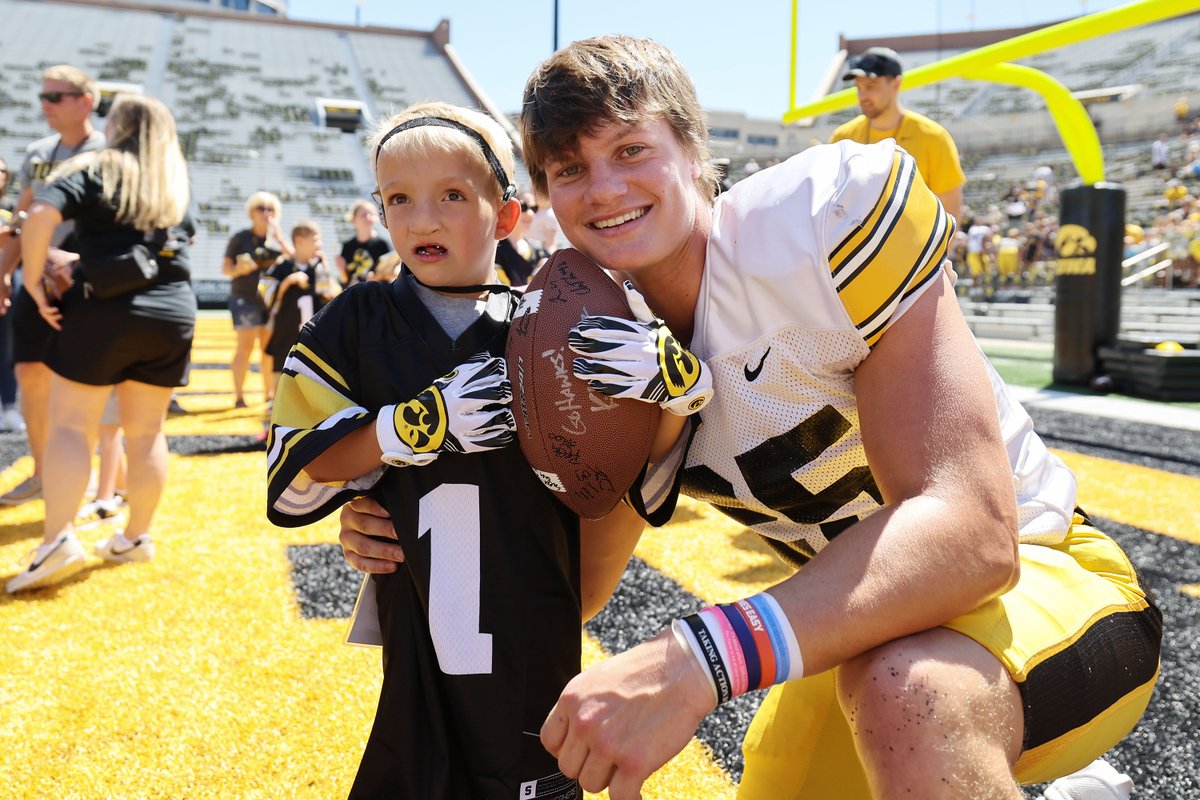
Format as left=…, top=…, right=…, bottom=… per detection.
left=569, top=281, right=713, bottom=416
left=376, top=353, right=515, bottom=467
left=289, top=272, right=310, bottom=290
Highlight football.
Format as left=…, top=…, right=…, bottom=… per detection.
left=507, top=248, right=661, bottom=519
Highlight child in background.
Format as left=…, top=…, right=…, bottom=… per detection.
left=336, top=198, right=393, bottom=286
left=265, top=101, right=641, bottom=799
left=259, top=219, right=339, bottom=387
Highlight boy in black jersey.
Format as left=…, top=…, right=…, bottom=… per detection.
left=259, top=220, right=339, bottom=383
left=266, top=102, right=642, bottom=799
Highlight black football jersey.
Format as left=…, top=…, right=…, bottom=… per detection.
left=267, top=277, right=582, bottom=799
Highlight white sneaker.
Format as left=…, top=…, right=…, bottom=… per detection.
left=0, top=408, right=24, bottom=433
left=1040, top=760, right=1133, bottom=800
left=75, top=496, right=127, bottom=530
left=94, top=532, right=155, bottom=563
left=6, top=533, right=87, bottom=593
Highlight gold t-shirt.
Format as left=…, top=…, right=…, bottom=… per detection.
left=831, top=110, right=966, bottom=197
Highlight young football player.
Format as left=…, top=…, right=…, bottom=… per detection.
left=342, top=38, right=1161, bottom=800
left=265, top=101, right=642, bottom=799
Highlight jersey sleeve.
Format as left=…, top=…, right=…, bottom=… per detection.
left=821, top=144, right=955, bottom=348
left=266, top=292, right=384, bottom=527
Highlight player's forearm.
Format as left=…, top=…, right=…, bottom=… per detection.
left=579, top=500, right=645, bottom=621
left=767, top=494, right=1018, bottom=677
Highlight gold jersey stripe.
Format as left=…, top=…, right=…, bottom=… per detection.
left=290, top=342, right=351, bottom=394
left=828, top=152, right=906, bottom=273
left=834, top=167, right=948, bottom=345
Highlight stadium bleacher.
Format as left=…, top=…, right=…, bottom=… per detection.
left=0, top=0, right=515, bottom=300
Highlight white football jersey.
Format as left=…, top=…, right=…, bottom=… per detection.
left=680, top=140, right=1076, bottom=563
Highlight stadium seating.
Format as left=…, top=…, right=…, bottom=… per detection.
left=0, top=0, right=510, bottom=297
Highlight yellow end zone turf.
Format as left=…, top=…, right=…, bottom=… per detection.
left=0, top=314, right=1191, bottom=798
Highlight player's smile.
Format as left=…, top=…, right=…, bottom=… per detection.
left=589, top=207, right=648, bottom=231
left=546, top=118, right=708, bottom=280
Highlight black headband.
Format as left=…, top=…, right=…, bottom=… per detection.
left=374, top=116, right=516, bottom=202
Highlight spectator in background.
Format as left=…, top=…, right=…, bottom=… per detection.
left=1151, top=133, right=1170, bottom=171
left=527, top=202, right=563, bottom=254
left=367, top=251, right=402, bottom=283
left=7, top=94, right=197, bottom=593
left=336, top=199, right=392, bottom=285
left=0, top=65, right=106, bottom=505
left=832, top=46, right=966, bottom=222
left=222, top=191, right=291, bottom=409
left=0, top=157, right=19, bottom=433
left=259, top=219, right=339, bottom=388
left=997, top=227, right=1022, bottom=286
left=965, top=216, right=994, bottom=285
left=494, top=191, right=547, bottom=286
left=1175, top=96, right=1190, bottom=133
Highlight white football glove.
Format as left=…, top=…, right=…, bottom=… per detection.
left=376, top=353, right=515, bottom=467
left=569, top=281, right=713, bottom=416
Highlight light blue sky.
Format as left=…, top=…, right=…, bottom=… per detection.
left=287, top=0, right=1130, bottom=119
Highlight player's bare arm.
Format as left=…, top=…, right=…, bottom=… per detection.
left=578, top=500, right=644, bottom=621
left=767, top=270, right=1019, bottom=674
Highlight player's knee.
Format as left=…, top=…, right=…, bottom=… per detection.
left=840, top=637, right=963, bottom=747
left=838, top=631, right=1021, bottom=763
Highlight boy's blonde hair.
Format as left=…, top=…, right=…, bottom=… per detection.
left=48, top=94, right=188, bottom=232
left=42, top=64, right=97, bottom=101
left=291, top=219, right=321, bottom=240
left=366, top=101, right=516, bottom=204
left=245, top=191, right=282, bottom=219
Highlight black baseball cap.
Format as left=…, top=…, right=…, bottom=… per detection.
left=842, top=47, right=903, bottom=80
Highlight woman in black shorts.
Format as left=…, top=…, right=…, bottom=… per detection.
left=6, top=94, right=196, bottom=593
left=222, top=191, right=291, bottom=408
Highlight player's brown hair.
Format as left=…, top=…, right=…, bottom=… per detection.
left=520, top=35, right=718, bottom=201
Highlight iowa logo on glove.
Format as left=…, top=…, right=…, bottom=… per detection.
left=394, top=385, right=450, bottom=454
left=657, top=328, right=703, bottom=400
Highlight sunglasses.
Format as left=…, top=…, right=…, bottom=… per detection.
left=520, top=201, right=538, bottom=212
left=38, top=91, right=84, bottom=104
left=253, top=205, right=275, bottom=212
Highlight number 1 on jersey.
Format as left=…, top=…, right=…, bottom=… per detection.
left=419, top=483, right=493, bottom=675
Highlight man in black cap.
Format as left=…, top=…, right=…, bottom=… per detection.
left=831, top=46, right=965, bottom=222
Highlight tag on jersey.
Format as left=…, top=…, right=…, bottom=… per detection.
left=344, top=574, right=383, bottom=647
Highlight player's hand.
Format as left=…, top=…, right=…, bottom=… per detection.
left=338, top=495, right=405, bottom=573
left=375, top=353, right=515, bottom=467
left=541, top=629, right=717, bottom=799
left=569, top=281, right=713, bottom=416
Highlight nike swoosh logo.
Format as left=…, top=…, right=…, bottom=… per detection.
left=744, top=347, right=771, bottom=382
